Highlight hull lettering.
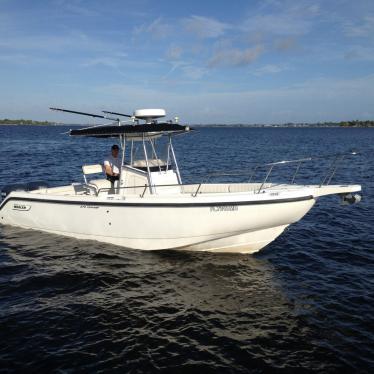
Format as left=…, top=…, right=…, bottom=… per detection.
left=210, top=205, right=238, bottom=212
left=12, top=204, right=31, bottom=211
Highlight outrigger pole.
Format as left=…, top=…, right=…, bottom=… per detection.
left=49, top=107, right=125, bottom=159
left=102, top=110, right=132, bottom=118
left=50, top=107, right=119, bottom=121
left=50, top=107, right=129, bottom=188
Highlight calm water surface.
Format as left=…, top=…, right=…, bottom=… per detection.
left=0, top=126, right=373, bottom=372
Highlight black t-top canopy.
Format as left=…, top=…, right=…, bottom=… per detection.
left=69, top=123, right=191, bottom=138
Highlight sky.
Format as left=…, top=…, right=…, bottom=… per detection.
left=0, top=0, right=374, bottom=124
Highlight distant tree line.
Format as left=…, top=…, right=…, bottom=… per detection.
left=338, top=120, right=374, bottom=127
left=0, top=119, right=54, bottom=125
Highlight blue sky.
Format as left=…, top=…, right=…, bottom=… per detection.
left=1, top=0, right=374, bottom=124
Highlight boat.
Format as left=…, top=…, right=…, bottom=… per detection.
left=0, top=107, right=362, bottom=254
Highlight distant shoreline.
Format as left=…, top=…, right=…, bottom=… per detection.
left=0, top=119, right=55, bottom=126
left=198, top=120, right=374, bottom=128
left=0, top=119, right=373, bottom=127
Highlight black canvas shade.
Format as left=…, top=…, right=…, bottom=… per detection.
left=69, top=123, right=191, bottom=138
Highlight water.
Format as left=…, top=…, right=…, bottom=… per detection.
left=0, top=125, right=373, bottom=372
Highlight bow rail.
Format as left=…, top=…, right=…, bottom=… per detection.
left=195, top=150, right=359, bottom=195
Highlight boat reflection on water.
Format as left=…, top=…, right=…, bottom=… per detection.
left=1, top=225, right=297, bottom=330
left=1, top=224, right=361, bottom=371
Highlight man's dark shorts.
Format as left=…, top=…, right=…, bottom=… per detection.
left=106, top=175, right=119, bottom=183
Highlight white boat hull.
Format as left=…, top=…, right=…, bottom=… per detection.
left=0, top=184, right=360, bottom=254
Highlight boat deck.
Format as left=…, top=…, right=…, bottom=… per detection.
left=28, top=182, right=278, bottom=197
left=27, top=182, right=360, bottom=201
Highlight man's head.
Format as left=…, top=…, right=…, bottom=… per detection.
left=111, top=144, right=119, bottom=157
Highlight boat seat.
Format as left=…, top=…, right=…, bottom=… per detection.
left=89, top=178, right=112, bottom=192
left=132, top=159, right=170, bottom=172
left=133, top=159, right=165, bottom=168
left=82, top=164, right=105, bottom=181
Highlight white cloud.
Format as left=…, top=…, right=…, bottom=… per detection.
left=0, top=31, right=122, bottom=54
left=274, top=37, right=298, bottom=51
left=208, top=45, right=264, bottom=67
left=162, top=60, right=207, bottom=81
left=181, top=65, right=208, bottom=80
left=90, top=74, right=374, bottom=124
left=182, top=15, right=230, bottom=39
left=133, top=17, right=172, bottom=39
left=243, top=14, right=308, bottom=36
left=148, top=17, right=172, bottom=39
left=54, top=0, right=100, bottom=17
left=166, top=45, right=183, bottom=60
left=253, top=64, right=286, bottom=76
left=53, top=0, right=148, bottom=18
left=0, top=53, right=51, bottom=65
left=242, top=2, right=320, bottom=37
left=343, top=15, right=374, bottom=37
left=82, top=56, right=125, bottom=68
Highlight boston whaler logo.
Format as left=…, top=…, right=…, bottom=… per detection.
left=210, top=205, right=238, bottom=212
left=12, top=203, right=31, bottom=211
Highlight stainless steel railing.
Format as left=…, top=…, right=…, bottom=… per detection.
left=94, top=151, right=358, bottom=197
left=193, top=150, right=359, bottom=194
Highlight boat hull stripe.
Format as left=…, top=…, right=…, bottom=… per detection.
left=0, top=195, right=314, bottom=210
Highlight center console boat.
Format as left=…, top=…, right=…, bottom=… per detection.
left=0, top=108, right=361, bottom=254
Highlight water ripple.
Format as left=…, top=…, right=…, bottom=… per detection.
left=0, top=126, right=373, bottom=372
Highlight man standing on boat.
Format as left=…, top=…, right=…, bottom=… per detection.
left=104, top=144, right=121, bottom=183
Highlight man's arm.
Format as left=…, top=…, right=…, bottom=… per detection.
left=103, top=161, right=118, bottom=176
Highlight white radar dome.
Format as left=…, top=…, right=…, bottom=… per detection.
left=134, top=109, right=166, bottom=123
